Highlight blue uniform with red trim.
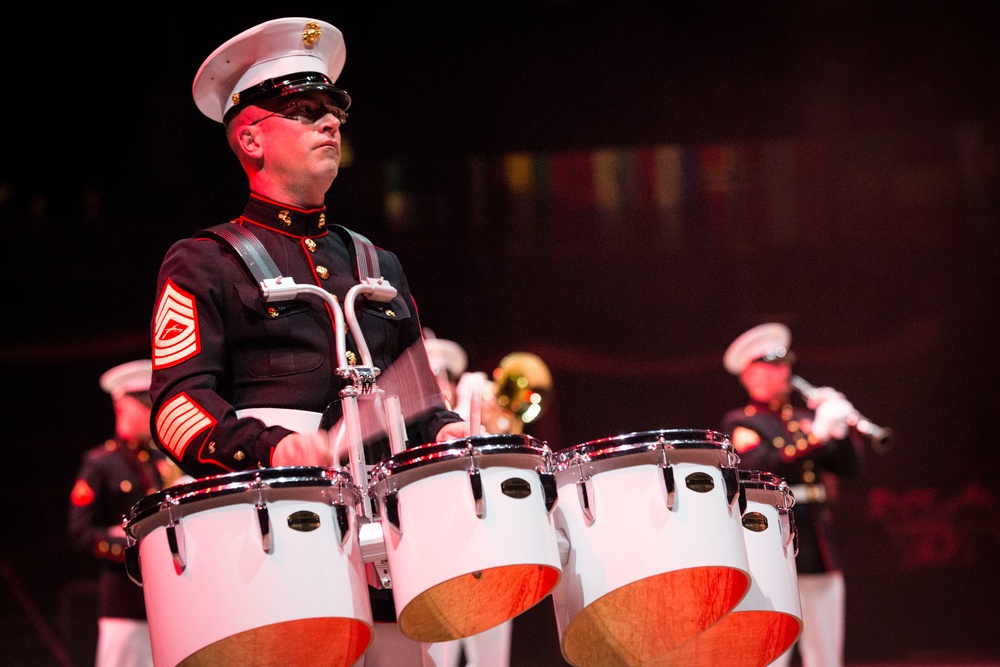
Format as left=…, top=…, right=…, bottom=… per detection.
left=149, top=193, right=461, bottom=478
left=721, top=400, right=863, bottom=574
left=68, top=438, right=168, bottom=619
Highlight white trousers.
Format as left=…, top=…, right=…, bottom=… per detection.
left=357, top=623, right=426, bottom=667
left=421, top=620, right=513, bottom=667
left=769, top=570, right=846, bottom=667
left=95, top=617, right=153, bottom=667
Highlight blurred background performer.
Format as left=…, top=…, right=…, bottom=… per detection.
left=720, top=323, right=864, bottom=667
left=422, top=337, right=553, bottom=667
left=68, top=360, right=186, bottom=667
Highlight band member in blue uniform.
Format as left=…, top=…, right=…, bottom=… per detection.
left=69, top=360, right=184, bottom=667
left=148, top=17, right=469, bottom=666
left=720, top=323, right=864, bottom=667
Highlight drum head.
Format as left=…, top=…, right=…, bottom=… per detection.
left=369, top=433, right=550, bottom=492
left=126, top=466, right=360, bottom=539
left=560, top=566, right=749, bottom=666
left=398, top=563, right=561, bottom=643
left=178, top=618, right=370, bottom=667
left=553, top=429, right=735, bottom=476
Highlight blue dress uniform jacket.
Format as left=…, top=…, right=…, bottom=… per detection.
left=150, top=194, right=461, bottom=479
left=68, top=439, right=167, bottom=619
left=720, top=400, right=863, bottom=574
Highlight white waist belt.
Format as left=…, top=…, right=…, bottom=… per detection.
left=788, top=483, right=827, bottom=504
left=236, top=407, right=323, bottom=433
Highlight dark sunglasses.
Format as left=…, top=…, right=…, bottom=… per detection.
left=250, top=98, right=348, bottom=126
left=755, top=349, right=796, bottom=366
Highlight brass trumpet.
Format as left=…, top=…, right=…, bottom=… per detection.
left=489, top=352, right=552, bottom=434
left=790, top=375, right=893, bottom=453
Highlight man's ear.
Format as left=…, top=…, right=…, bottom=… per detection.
left=235, top=125, right=264, bottom=158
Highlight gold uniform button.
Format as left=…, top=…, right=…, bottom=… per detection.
left=234, top=451, right=246, bottom=462
left=317, top=266, right=329, bottom=279
left=305, top=238, right=317, bottom=252
left=385, top=310, right=395, bottom=318
left=318, top=213, right=326, bottom=228
left=278, top=210, right=292, bottom=226
left=346, top=350, right=357, bottom=365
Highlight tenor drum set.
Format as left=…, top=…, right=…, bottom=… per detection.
left=124, top=429, right=802, bottom=667
left=123, top=275, right=803, bottom=665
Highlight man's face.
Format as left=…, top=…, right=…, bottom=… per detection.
left=739, top=360, right=792, bottom=403
left=246, top=92, right=346, bottom=185
left=113, top=392, right=152, bottom=443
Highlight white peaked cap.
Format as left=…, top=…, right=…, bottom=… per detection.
left=723, top=323, right=792, bottom=375
left=192, top=17, right=347, bottom=123
left=99, top=359, right=153, bottom=398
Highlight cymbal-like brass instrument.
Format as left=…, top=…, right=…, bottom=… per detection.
left=790, top=375, right=892, bottom=453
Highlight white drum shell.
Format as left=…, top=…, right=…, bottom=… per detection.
left=374, top=461, right=562, bottom=627
left=551, top=458, right=751, bottom=641
left=737, top=487, right=802, bottom=618
left=132, top=489, right=371, bottom=667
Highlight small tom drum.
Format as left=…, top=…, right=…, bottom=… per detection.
left=368, top=433, right=562, bottom=643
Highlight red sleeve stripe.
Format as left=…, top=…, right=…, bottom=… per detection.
left=156, top=393, right=215, bottom=460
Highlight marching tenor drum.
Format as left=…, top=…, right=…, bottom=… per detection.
left=653, top=469, right=802, bottom=666
left=367, top=433, right=562, bottom=643
left=550, top=429, right=752, bottom=667
left=124, top=467, right=372, bottom=667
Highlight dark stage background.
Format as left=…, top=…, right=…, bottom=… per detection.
left=2, top=3, right=998, bottom=665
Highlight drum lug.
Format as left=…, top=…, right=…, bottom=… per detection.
left=576, top=477, right=595, bottom=524
left=469, top=468, right=485, bottom=518
left=539, top=471, right=559, bottom=513
left=256, top=503, right=272, bottom=553
left=722, top=465, right=740, bottom=511
left=737, top=482, right=748, bottom=516
left=660, top=464, right=675, bottom=511
left=556, top=528, right=572, bottom=567
left=166, top=520, right=186, bottom=573
left=334, top=504, right=351, bottom=547
left=780, top=508, right=799, bottom=555
left=124, top=541, right=142, bottom=586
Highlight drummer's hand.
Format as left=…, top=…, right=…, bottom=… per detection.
left=436, top=421, right=474, bottom=442
left=272, top=431, right=334, bottom=467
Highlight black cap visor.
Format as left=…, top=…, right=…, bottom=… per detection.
left=225, top=71, right=351, bottom=125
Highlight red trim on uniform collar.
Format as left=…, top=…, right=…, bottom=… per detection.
left=241, top=193, right=328, bottom=238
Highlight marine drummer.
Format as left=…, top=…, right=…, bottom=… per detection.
left=148, top=16, right=470, bottom=665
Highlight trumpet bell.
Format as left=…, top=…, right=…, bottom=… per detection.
left=493, top=352, right=552, bottom=426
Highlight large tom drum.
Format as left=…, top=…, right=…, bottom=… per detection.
left=654, top=469, right=802, bottom=666
left=124, top=467, right=371, bottom=667
left=368, top=434, right=562, bottom=643
left=550, top=429, right=752, bottom=667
